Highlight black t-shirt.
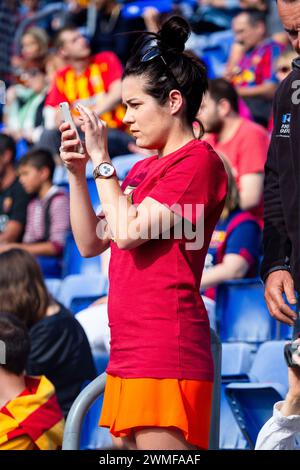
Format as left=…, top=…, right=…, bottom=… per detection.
left=26, top=304, right=96, bottom=417
left=0, top=178, right=29, bottom=237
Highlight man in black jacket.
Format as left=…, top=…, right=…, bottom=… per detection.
left=262, top=0, right=300, bottom=328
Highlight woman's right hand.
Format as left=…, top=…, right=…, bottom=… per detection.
left=59, top=121, right=89, bottom=176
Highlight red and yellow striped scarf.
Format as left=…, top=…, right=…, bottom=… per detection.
left=0, top=376, right=64, bottom=450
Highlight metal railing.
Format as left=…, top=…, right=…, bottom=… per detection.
left=62, top=328, right=221, bottom=450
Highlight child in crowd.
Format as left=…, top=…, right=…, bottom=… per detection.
left=0, top=149, right=70, bottom=278
left=0, top=311, right=64, bottom=450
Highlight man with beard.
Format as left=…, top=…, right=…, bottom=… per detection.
left=199, top=78, right=269, bottom=222
left=262, top=0, right=300, bottom=333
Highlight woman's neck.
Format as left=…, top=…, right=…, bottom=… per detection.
left=158, top=127, right=195, bottom=159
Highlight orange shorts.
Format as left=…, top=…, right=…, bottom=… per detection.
left=99, top=374, right=213, bottom=449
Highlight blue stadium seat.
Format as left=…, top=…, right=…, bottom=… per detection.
left=225, top=341, right=288, bottom=449
left=222, top=342, right=255, bottom=381
left=112, top=154, right=144, bottom=181
left=62, top=233, right=102, bottom=277
left=58, top=273, right=108, bottom=313
left=54, top=166, right=100, bottom=212
left=220, top=342, right=254, bottom=449
left=45, top=278, right=62, bottom=299
left=216, top=278, right=277, bottom=344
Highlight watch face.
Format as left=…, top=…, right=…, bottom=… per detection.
left=100, top=163, right=114, bottom=177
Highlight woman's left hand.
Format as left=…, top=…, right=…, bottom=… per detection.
left=76, top=104, right=110, bottom=164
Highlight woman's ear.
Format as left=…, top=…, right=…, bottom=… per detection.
left=168, top=89, right=184, bottom=115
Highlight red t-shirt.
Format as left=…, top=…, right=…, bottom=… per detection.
left=45, top=52, right=125, bottom=129
left=204, top=118, right=269, bottom=220
left=106, top=139, right=227, bottom=381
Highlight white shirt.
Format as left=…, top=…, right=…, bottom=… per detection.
left=255, top=401, right=300, bottom=450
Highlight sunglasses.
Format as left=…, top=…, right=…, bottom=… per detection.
left=141, top=42, right=182, bottom=92
left=276, top=66, right=291, bottom=74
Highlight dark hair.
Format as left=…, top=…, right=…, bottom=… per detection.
left=208, top=78, right=239, bottom=113
left=0, top=133, right=16, bottom=163
left=0, top=249, right=50, bottom=328
left=53, top=25, right=78, bottom=50
left=123, top=16, right=208, bottom=133
left=18, top=148, right=55, bottom=180
left=239, top=9, right=266, bottom=26
left=0, top=312, right=30, bottom=375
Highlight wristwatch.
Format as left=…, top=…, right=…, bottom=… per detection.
left=93, top=162, right=117, bottom=180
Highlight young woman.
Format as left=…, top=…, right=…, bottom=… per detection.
left=0, top=249, right=96, bottom=417
left=59, top=16, right=228, bottom=450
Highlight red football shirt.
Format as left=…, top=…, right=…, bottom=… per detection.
left=204, top=118, right=269, bottom=221
left=45, top=52, right=125, bottom=129
left=106, top=139, right=227, bottom=380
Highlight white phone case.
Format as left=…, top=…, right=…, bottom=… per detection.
left=59, top=102, right=84, bottom=153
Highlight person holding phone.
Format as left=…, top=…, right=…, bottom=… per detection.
left=59, top=16, right=227, bottom=450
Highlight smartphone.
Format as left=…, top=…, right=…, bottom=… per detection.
left=59, top=101, right=84, bottom=153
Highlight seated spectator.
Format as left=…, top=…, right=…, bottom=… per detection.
left=0, top=149, right=70, bottom=278
left=11, top=27, right=49, bottom=79
left=4, top=65, right=48, bottom=144
left=201, top=156, right=262, bottom=297
left=89, top=0, right=145, bottom=65
left=0, top=312, right=64, bottom=450
left=199, top=78, right=268, bottom=222
left=40, top=26, right=133, bottom=157
left=0, top=249, right=96, bottom=417
left=255, top=338, right=300, bottom=450
left=0, top=133, right=29, bottom=243
left=229, top=9, right=284, bottom=127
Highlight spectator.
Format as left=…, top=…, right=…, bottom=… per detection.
left=0, top=248, right=96, bottom=417
left=199, top=78, right=268, bottom=221
left=0, top=312, right=64, bottom=450
left=255, top=338, right=300, bottom=450
left=275, top=48, right=298, bottom=82
left=4, top=65, right=48, bottom=144
left=41, top=26, right=132, bottom=157
left=0, top=149, right=70, bottom=278
left=201, top=156, right=262, bottom=297
left=89, top=0, right=145, bottom=65
left=60, top=16, right=227, bottom=450
left=11, top=27, right=49, bottom=79
left=0, top=133, right=29, bottom=243
left=229, top=9, right=284, bottom=126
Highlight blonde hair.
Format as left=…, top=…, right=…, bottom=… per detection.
left=22, top=26, right=49, bottom=58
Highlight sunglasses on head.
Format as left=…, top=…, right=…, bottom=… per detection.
left=141, top=42, right=182, bottom=92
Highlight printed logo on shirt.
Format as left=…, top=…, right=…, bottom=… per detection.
left=277, top=113, right=291, bottom=138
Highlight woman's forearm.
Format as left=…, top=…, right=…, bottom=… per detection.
left=68, top=172, right=110, bottom=257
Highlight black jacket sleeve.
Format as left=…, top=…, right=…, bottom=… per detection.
left=260, top=93, right=292, bottom=282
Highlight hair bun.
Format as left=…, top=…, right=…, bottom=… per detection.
left=158, top=16, right=190, bottom=53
